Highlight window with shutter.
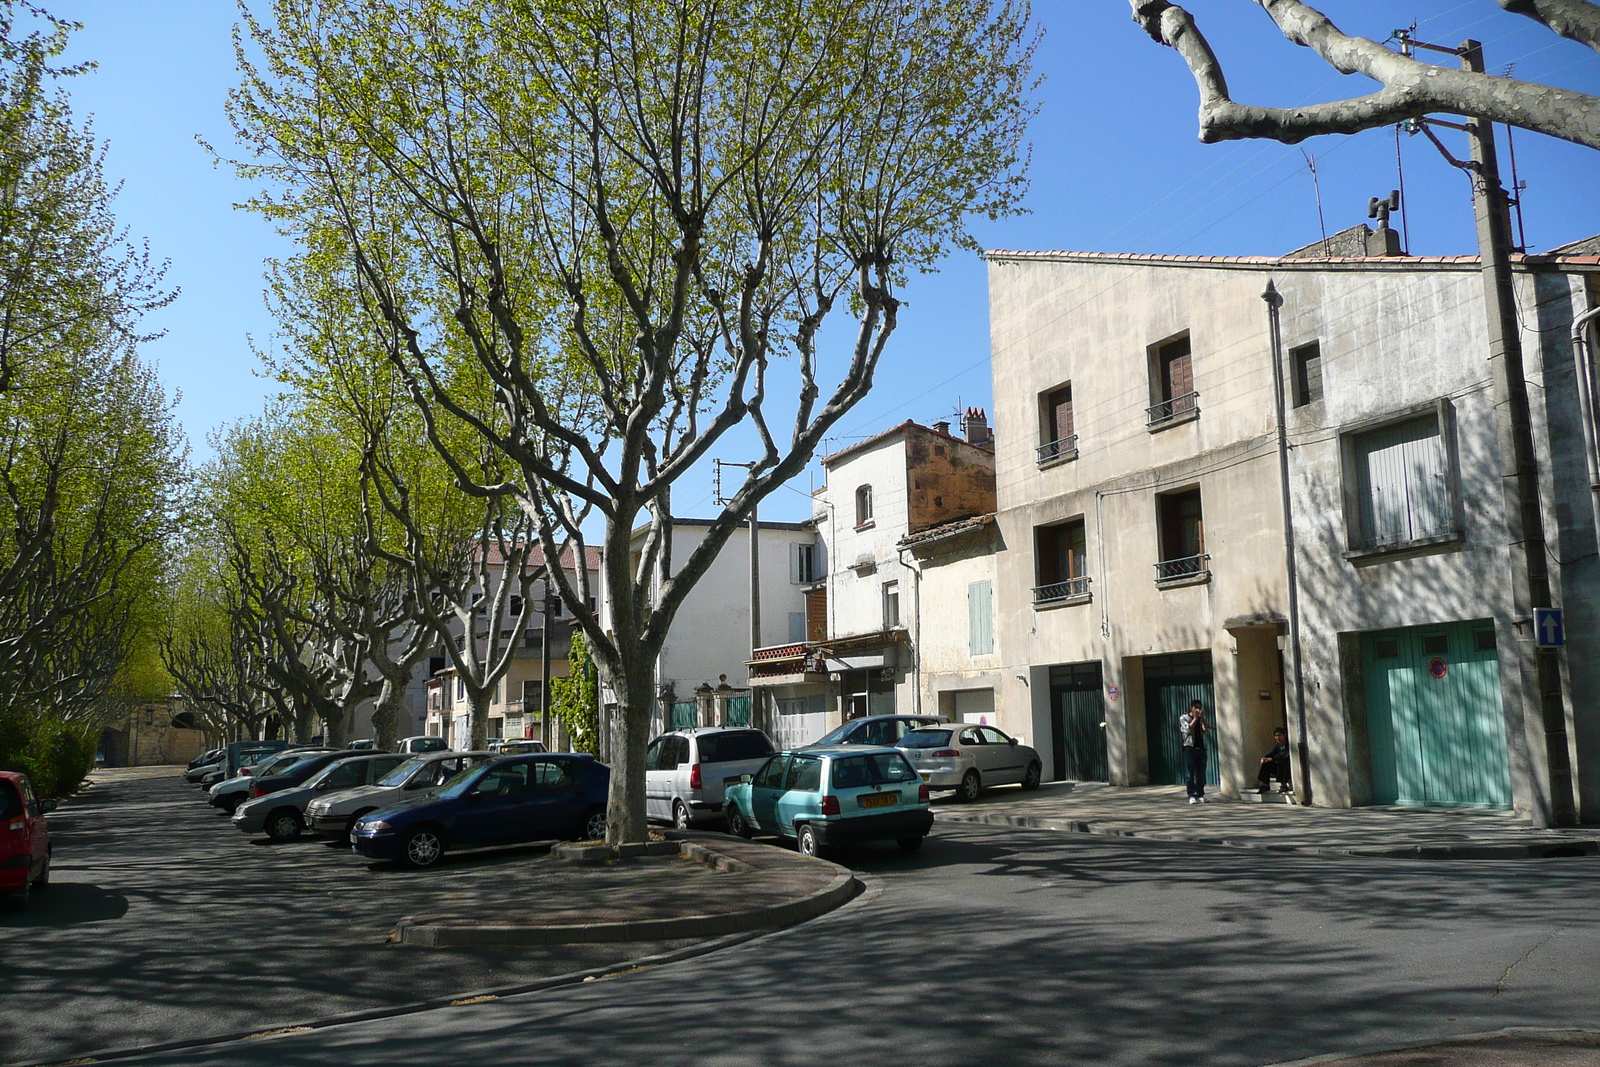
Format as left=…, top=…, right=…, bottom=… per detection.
left=968, top=580, right=994, bottom=656
left=788, top=612, right=806, bottom=642
left=1354, top=414, right=1452, bottom=548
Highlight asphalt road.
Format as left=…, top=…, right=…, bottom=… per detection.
left=0, top=768, right=700, bottom=1066
left=97, top=809, right=1600, bottom=1067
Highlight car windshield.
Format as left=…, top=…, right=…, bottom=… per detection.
left=379, top=757, right=428, bottom=787
left=274, top=755, right=327, bottom=777
left=697, top=731, right=774, bottom=763
left=810, top=723, right=852, bottom=747
left=254, top=754, right=300, bottom=775
left=899, top=729, right=953, bottom=748
left=830, top=752, right=919, bottom=786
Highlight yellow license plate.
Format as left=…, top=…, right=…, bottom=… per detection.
left=920, top=773, right=930, bottom=782
left=859, top=792, right=899, bottom=809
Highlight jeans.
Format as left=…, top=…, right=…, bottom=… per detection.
left=1257, top=759, right=1291, bottom=789
left=1184, top=746, right=1207, bottom=798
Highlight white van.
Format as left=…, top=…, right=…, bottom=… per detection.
left=645, top=727, right=776, bottom=828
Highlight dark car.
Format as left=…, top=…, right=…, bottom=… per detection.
left=1, top=771, right=53, bottom=909
left=246, top=751, right=352, bottom=801
left=352, top=754, right=609, bottom=868
left=188, top=748, right=225, bottom=771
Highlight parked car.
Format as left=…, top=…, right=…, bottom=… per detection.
left=208, top=748, right=336, bottom=813
left=224, top=739, right=292, bottom=776
left=809, top=714, right=948, bottom=748
left=240, top=750, right=354, bottom=805
left=723, top=746, right=932, bottom=855
left=305, top=751, right=493, bottom=842
left=185, top=753, right=226, bottom=785
left=897, top=723, right=1043, bottom=801
left=645, top=727, right=776, bottom=829
left=234, top=753, right=412, bottom=841
left=346, top=739, right=377, bottom=751
left=0, top=771, right=52, bottom=909
left=188, top=748, right=225, bottom=770
left=352, top=754, right=609, bottom=868
left=396, top=735, right=448, bottom=755
left=490, top=739, right=547, bottom=755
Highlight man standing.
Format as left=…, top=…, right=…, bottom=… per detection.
left=1180, top=700, right=1208, bottom=804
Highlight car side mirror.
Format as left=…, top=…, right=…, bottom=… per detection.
left=40, top=799, right=56, bottom=813
left=1009, top=737, right=1018, bottom=745
left=739, top=774, right=752, bottom=784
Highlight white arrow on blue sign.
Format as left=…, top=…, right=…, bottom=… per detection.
left=1533, top=608, right=1564, bottom=648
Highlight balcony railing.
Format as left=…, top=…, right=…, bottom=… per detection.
left=1146, top=391, right=1199, bottom=427
left=1155, top=554, right=1210, bottom=583
left=1035, top=434, right=1079, bottom=465
left=1033, top=576, right=1092, bottom=605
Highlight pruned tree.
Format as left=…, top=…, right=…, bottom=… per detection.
left=229, top=0, right=1037, bottom=843
left=1129, top=0, right=1600, bottom=149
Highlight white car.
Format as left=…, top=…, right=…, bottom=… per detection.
left=897, top=723, right=1043, bottom=801
left=645, top=727, right=776, bottom=829
left=396, top=735, right=449, bottom=755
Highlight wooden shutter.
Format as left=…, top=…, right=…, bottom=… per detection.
left=968, top=580, right=993, bottom=656
left=1049, top=386, right=1073, bottom=441
left=1358, top=417, right=1446, bottom=546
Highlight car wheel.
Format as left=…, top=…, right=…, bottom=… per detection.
left=265, top=809, right=304, bottom=842
left=672, top=800, right=692, bottom=830
left=1021, top=762, right=1042, bottom=791
left=957, top=769, right=981, bottom=803
left=897, top=836, right=924, bottom=853
left=583, top=808, right=608, bottom=841
left=726, top=804, right=753, bottom=839
left=400, top=827, right=445, bottom=869
left=795, top=823, right=819, bottom=857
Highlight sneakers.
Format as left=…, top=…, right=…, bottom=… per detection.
left=1198, top=795, right=1208, bottom=803
left=1188, top=796, right=1198, bottom=805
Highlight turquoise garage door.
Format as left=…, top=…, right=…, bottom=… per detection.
left=1143, top=652, right=1218, bottom=787
left=1361, top=620, right=1510, bottom=808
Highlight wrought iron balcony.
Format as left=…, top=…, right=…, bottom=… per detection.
left=1154, top=554, right=1210, bottom=583
left=1146, top=391, right=1199, bottom=427
left=1035, top=434, right=1079, bottom=465
left=1033, top=576, right=1092, bottom=605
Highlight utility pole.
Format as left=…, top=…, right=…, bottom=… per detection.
left=1459, top=39, right=1576, bottom=826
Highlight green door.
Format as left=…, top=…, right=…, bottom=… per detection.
left=1050, top=662, right=1107, bottom=782
left=669, top=701, right=699, bottom=730
left=1143, top=652, right=1218, bottom=786
left=1362, top=621, right=1510, bottom=808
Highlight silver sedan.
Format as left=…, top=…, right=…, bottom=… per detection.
left=897, top=723, right=1043, bottom=802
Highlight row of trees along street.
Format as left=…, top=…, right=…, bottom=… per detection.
left=0, top=6, right=182, bottom=797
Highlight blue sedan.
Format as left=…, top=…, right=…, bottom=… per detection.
left=352, top=754, right=609, bottom=868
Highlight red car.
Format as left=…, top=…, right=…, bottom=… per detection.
left=1, top=771, right=53, bottom=909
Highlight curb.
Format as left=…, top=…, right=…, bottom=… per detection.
left=1261, top=1025, right=1600, bottom=1066
left=935, top=811, right=1600, bottom=859
left=394, top=843, right=855, bottom=946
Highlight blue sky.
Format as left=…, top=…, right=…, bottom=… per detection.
left=52, top=1, right=1600, bottom=523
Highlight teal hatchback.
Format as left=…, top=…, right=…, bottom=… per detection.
left=723, top=745, right=933, bottom=856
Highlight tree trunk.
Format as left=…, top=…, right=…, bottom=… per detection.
left=370, top=677, right=405, bottom=750
left=602, top=661, right=653, bottom=845
left=469, top=690, right=492, bottom=749
left=323, top=704, right=350, bottom=748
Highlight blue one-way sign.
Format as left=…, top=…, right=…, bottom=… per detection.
left=1534, top=608, right=1564, bottom=648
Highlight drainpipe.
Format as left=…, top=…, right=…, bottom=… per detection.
left=896, top=544, right=923, bottom=716
left=1263, top=281, right=1311, bottom=805
left=1572, top=300, right=1600, bottom=550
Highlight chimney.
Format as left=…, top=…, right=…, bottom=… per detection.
left=932, top=420, right=951, bottom=436
left=962, top=407, right=991, bottom=447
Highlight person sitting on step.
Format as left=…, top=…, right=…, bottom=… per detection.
left=1256, top=728, right=1292, bottom=794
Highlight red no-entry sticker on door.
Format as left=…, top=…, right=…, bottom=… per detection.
left=1428, top=657, right=1448, bottom=679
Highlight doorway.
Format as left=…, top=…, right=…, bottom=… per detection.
left=1049, top=662, right=1107, bottom=782
left=1143, top=651, right=1218, bottom=786
left=1360, top=620, right=1510, bottom=808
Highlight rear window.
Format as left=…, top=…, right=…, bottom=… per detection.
left=830, top=753, right=918, bottom=787
left=899, top=729, right=952, bottom=748
left=697, top=731, right=774, bottom=764
left=380, top=757, right=427, bottom=787
left=0, top=781, right=21, bottom=819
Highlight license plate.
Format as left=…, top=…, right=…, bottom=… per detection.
left=859, top=792, right=898, bottom=809
left=920, top=773, right=930, bottom=782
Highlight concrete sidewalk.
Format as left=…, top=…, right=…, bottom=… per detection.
left=934, top=781, right=1600, bottom=858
